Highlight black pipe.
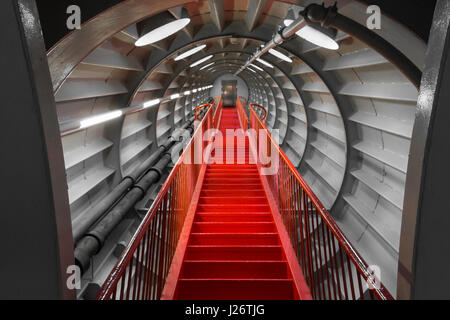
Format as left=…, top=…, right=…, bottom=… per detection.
left=74, top=114, right=199, bottom=273
left=74, top=153, right=172, bottom=272
left=71, top=115, right=195, bottom=242
left=303, top=3, right=422, bottom=89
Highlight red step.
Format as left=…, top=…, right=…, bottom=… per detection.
left=195, top=213, right=272, bottom=222
left=203, top=177, right=261, bottom=184
left=208, top=164, right=256, bottom=170
left=200, top=190, right=265, bottom=197
left=185, top=245, right=283, bottom=260
left=201, top=183, right=263, bottom=191
left=196, top=204, right=270, bottom=212
left=204, top=173, right=258, bottom=179
left=206, top=168, right=256, bottom=172
left=182, top=261, right=288, bottom=279
left=189, top=233, right=279, bottom=245
left=176, top=279, right=294, bottom=300
left=191, top=222, right=275, bottom=233
left=198, top=196, right=267, bottom=204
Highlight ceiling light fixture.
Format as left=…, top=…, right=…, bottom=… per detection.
left=184, top=90, right=191, bottom=95
left=256, top=58, right=274, bottom=68
left=283, top=5, right=338, bottom=50
left=268, top=49, right=293, bottom=63
left=190, top=55, right=214, bottom=67
left=250, top=64, right=263, bottom=71
left=143, top=98, right=161, bottom=108
left=79, top=110, right=123, bottom=129
left=135, top=8, right=190, bottom=47
left=284, top=19, right=294, bottom=27
left=235, top=4, right=340, bottom=76
left=174, top=44, right=207, bottom=61
left=296, top=24, right=339, bottom=50
left=200, top=62, right=215, bottom=70
left=170, top=93, right=180, bottom=100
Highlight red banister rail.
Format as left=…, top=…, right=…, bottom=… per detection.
left=194, top=96, right=222, bottom=121
left=239, top=96, right=248, bottom=107
left=194, top=103, right=212, bottom=121
left=248, top=106, right=393, bottom=300
left=96, top=100, right=222, bottom=300
left=249, top=103, right=267, bottom=122
left=211, top=96, right=222, bottom=128
left=236, top=98, right=248, bottom=130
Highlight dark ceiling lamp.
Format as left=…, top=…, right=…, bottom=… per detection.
left=295, top=23, right=338, bottom=50
left=135, top=8, right=190, bottom=47
left=284, top=6, right=339, bottom=50
left=268, top=49, right=293, bottom=63
left=190, top=55, right=214, bottom=67
left=200, top=62, right=215, bottom=70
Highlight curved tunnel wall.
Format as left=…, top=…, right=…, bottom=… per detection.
left=49, top=0, right=426, bottom=297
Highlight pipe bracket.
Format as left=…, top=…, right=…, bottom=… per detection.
left=147, top=167, right=163, bottom=181
left=122, top=175, right=136, bottom=185
left=131, top=185, right=146, bottom=196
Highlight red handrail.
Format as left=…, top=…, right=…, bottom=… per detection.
left=194, top=103, right=212, bottom=121
left=96, top=101, right=221, bottom=300
left=211, top=96, right=222, bottom=128
left=247, top=106, right=393, bottom=300
left=249, top=103, right=267, bottom=122
left=236, top=98, right=248, bottom=130
left=194, top=97, right=222, bottom=121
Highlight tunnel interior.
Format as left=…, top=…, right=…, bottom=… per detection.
left=38, top=0, right=433, bottom=299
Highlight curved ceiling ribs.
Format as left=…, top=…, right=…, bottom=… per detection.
left=49, top=0, right=425, bottom=297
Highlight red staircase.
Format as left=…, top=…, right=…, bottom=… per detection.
left=95, top=99, right=392, bottom=301
left=163, top=108, right=308, bottom=300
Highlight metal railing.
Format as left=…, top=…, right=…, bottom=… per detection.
left=247, top=106, right=393, bottom=300
left=239, top=96, right=248, bottom=109
left=236, top=98, right=248, bottom=131
left=194, top=96, right=222, bottom=122
left=249, top=103, right=267, bottom=122
left=194, top=103, right=212, bottom=121
left=96, top=99, right=223, bottom=300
